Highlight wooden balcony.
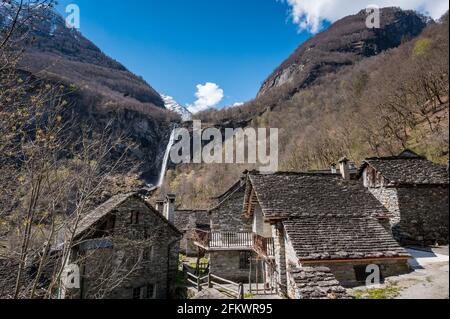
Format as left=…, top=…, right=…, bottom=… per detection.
left=252, top=234, right=275, bottom=258
left=193, top=229, right=275, bottom=258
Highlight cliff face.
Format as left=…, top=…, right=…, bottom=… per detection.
left=258, top=7, right=428, bottom=98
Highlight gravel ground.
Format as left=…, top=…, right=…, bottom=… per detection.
left=349, top=246, right=449, bottom=299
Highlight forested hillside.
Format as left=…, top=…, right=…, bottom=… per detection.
left=164, top=9, right=449, bottom=209
left=0, top=4, right=179, bottom=186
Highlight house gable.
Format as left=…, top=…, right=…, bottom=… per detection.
left=359, top=152, right=448, bottom=187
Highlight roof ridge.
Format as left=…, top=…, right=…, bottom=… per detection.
left=365, top=156, right=427, bottom=161
left=249, top=171, right=340, bottom=177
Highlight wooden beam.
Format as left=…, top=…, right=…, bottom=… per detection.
left=245, top=188, right=256, bottom=218
left=300, top=256, right=410, bottom=264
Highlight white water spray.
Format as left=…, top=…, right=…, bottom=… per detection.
left=157, top=128, right=177, bottom=187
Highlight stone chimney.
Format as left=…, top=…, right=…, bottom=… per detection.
left=339, top=157, right=351, bottom=180
left=155, top=199, right=165, bottom=215
left=164, top=194, right=176, bottom=224
left=240, top=173, right=248, bottom=186
left=331, top=163, right=337, bottom=174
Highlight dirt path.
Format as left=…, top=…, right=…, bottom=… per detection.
left=192, top=288, right=232, bottom=299
left=395, top=262, right=449, bottom=299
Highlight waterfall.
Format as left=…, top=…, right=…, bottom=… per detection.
left=157, top=128, right=177, bottom=187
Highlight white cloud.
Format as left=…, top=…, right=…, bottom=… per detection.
left=281, top=0, right=449, bottom=33
left=232, top=102, right=244, bottom=107
left=187, top=82, right=224, bottom=114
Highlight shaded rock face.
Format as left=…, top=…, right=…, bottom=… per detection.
left=258, top=7, right=428, bottom=98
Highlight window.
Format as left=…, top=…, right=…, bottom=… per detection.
left=354, top=265, right=384, bottom=283
left=142, top=246, right=154, bottom=262
left=146, top=284, right=155, bottom=299
left=130, top=212, right=140, bottom=225
left=132, top=285, right=156, bottom=299
left=239, top=251, right=251, bottom=270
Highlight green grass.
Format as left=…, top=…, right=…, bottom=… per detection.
left=351, top=284, right=402, bottom=299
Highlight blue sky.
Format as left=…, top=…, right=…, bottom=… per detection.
left=55, top=0, right=448, bottom=111
left=55, top=0, right=312, bottom=110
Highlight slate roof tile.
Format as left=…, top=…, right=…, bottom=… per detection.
left=247, top=172, right=389, bottom=219
left=284, top=215, right=410, bottom=261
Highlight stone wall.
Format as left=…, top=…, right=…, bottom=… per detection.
left=273, top=223, right=288, bottom=295
left=368, top=187, right=401, bottom=224
left=370, top=185, right=449, bottom=245
left=305, top=259, right=411, bottom=288
left=173, top=210, right=209, bottom=256
left=208, top=250, right=258, bottom=283
left=210, top=185, right=252, bottom=233
left=396, top=186, right=449, bottom=245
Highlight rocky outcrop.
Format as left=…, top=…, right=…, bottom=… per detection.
left=258, top=7, right=428, bottom=98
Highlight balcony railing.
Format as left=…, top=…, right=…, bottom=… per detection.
left=193, top=229, right=275, bottom=258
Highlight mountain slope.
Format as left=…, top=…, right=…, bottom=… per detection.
left=1, top=6, right=177, bottom=185
left=258, top=7, right=428, bottom=98
left=11, top=7, right=165, bottom=110
left=174, top=9, right=449, bottom=208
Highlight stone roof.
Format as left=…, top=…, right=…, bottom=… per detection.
left=359, top=156, right=449, bottom=186
left=244, top=172, right=389, bottom=220
left=209, top=180, right=246, bottom=213
left=289, top=266, right=351, bottom=299
left=75, top=193, right=135, bottom=238
left=284, top=215, right=410, bottom=261
left=74, top=193, right=182, bottom=239
left=173, top=209, right=209, bottom=232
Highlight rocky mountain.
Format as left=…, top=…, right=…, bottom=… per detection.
left=178, top=8, right=448, bottom=208
left=161, top=94, right=192, bottom=122
left=12, top=7, right=165, bottom=109
left=1, top=5, right=177, bottom=185
left=258, top=7, right=428, bottom=98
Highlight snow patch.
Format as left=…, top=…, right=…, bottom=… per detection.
left=161, top=94, right=192, bottom=122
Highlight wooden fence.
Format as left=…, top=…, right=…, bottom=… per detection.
left=183, top=264, right=244, bottom=299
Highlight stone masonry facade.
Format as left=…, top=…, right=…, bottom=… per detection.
left=369, top=186, right=449, bottom=245
left=69, top=195, right=181, bottom=299
left=207, top=182, right=258, bottom=282
left=209, top=184, right=252, bottom=233
left=304, top=259, right=410, bottom=288
left=209, top=250, right=258, bottom=283
left=173, top=209, right=209, bottom=257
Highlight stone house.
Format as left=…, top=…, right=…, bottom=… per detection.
left=358, top=150, right=449, bottom=245
left=242, top=171, right=411, bottom=298
left=154, top=195, right=209, bottom=257
left=192, top=179, right=260, bottom=283
left=63, top=193, right=182, bottom=299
